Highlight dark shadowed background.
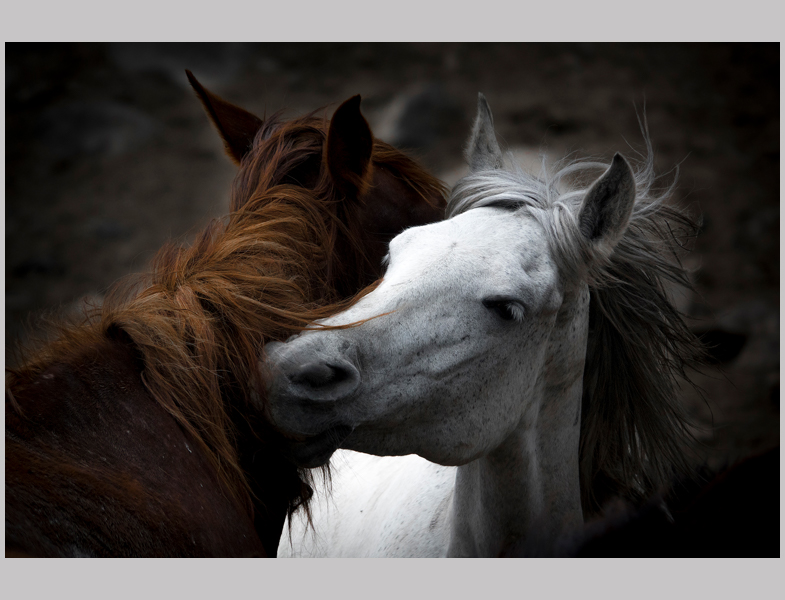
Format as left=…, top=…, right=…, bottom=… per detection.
left=5, top=42, right=779, bottom=475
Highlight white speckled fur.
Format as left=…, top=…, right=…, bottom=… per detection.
left=271, top=95, right=638, bottom=557
left=274, top=203, right=600, bottom=557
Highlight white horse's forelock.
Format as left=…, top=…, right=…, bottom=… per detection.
left=447, top=140, right=679, bottom=287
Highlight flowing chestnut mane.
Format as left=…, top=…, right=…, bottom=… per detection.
left=6, top=85, right=447, bottom=549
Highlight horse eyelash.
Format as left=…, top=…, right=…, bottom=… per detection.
left=508, top=302, right=525, bottom=322
left=482, top=298, right=525, bottom=323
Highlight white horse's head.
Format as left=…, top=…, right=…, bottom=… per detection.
left=265, top=94, right=636, bottom=470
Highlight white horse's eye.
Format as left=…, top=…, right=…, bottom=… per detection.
left=482, top=298, right=524, bottom=322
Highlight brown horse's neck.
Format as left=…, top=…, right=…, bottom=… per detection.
left=229, top=407, right=307, bottom=556
left=6, top=335, right=266, bottom=557
left=6, top=157, right=376, bottom=558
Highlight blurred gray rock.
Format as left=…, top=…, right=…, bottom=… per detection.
left=383, top=84, right=465, bottom=151
left=374, top=84, right=468, bottom=173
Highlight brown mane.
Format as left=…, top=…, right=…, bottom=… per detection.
left=7, top=108, right=447, bottom=521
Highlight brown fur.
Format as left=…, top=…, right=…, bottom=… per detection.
left=6, top=335, right=265, bottom=557
left=6, top=85, right=446, bottom=556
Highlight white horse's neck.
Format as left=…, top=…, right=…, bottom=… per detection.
left=447, top=285, right=589, bottom=557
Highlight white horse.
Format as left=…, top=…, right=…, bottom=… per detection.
left=265, top=95, right=704, bottom=557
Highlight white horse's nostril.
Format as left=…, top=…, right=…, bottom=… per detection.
left=284, top=358, right=361, bottom=402
left=291, top=362, right=340, bottom=387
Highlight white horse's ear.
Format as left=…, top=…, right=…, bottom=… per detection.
left=465, top=93, right=503, bottom=172
left=578, top=153, right=636, bottom=258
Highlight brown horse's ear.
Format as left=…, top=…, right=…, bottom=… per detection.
left=186, top=70, right=263, bottom=165
left=326, top=95, right=373, bottom=199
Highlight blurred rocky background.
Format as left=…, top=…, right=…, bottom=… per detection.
left=5, top=43, right=778, bottom=475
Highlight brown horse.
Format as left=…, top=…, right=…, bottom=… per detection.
left=5, top=72, right=446, bottom=557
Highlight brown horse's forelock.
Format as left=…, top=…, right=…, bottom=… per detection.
left=7, top=110, right=446, bottom=521
left=240, top=111, right=447, bottom=214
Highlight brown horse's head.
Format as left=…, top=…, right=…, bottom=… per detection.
left=176, top=73, right=447, bottom=543
left=188, top=71, right=446, bottom=299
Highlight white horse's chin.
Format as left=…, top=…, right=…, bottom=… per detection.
left=341, top=427, right=485, bottom=467
left=285, top=424, right=354, bottom=468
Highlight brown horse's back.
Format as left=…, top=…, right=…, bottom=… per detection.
left=6, top=337, right=264, bottom=557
